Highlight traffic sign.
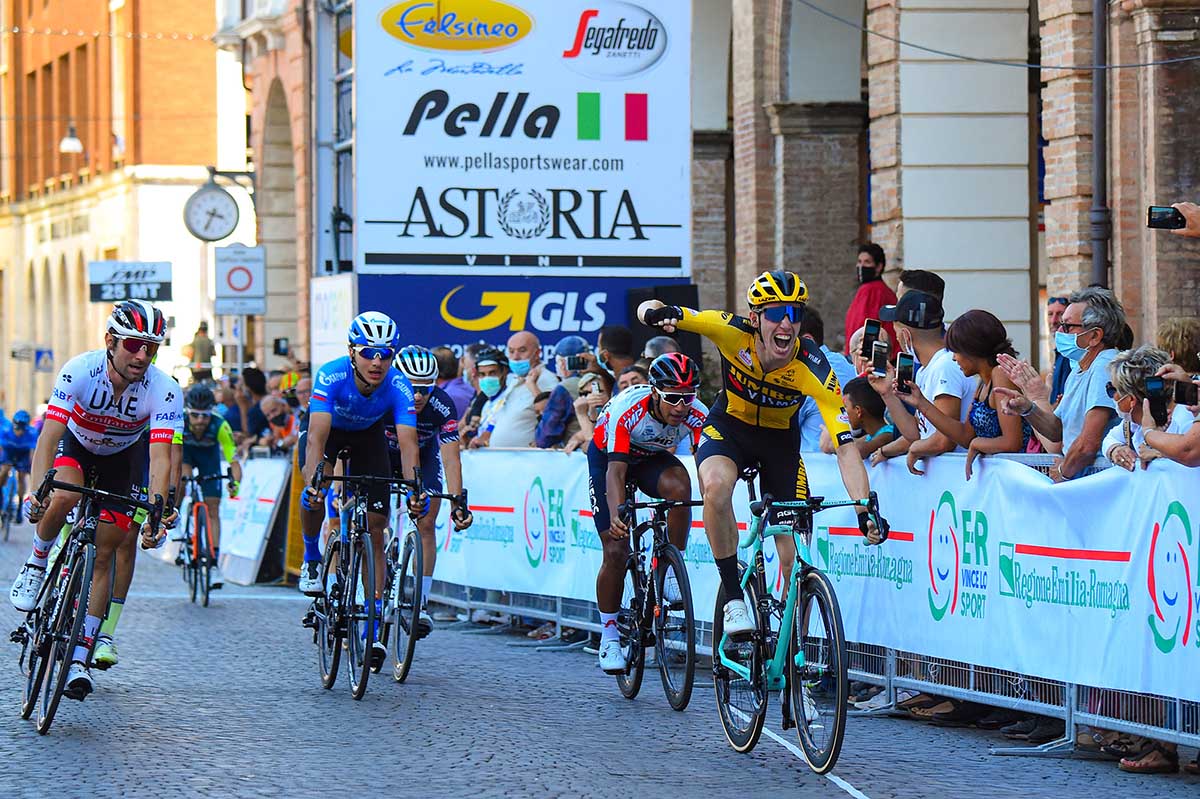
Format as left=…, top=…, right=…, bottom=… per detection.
left=10, top=342, right=33, bottom=361
left=87, top=261, right=173, bottom=303
left=215, top=244, right=266, bottom=315
left=33, top=349, right=54, bottom=373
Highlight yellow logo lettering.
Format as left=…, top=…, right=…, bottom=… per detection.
left=439, top=285, right=530, bottom=332
left=381, top=0, right=535, bottom=53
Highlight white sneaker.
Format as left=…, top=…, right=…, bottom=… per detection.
left=209, top=565, right=225, bottom=590
left=854, top=689, right=894, bottom=711
left=10, top=563, right=46, bottom=612
left=598, top=639, right=627, bottom=674
left=802, top=692, right=819, bottom=723
left=722, top=599, right=754, bottom=638
left=416, top=609, right=434, bottom=639
left=63, top=661, right=94, bottom=701
left=298, top=560, right=322, bottom=596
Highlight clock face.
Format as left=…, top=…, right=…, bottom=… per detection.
left=184, top=186, right=240, bottom=242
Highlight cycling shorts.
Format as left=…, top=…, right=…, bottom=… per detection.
left=183, top=447, right=223, bottom=498
left=389, top=444, right=444, bottom=494
left=2, top=446, right=31, bottom=472
left=322, top=418, right=391, bottom=515
left=694, top=409, right=810, bottom=527
left=54, top=430, right=148, bottom=532
left=586, top=440, right=685, bottom=534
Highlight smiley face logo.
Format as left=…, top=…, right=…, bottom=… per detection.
left=524, top=477, right=549, bottom=569
left=927, top=491, right=960, bottom=621
left=1147, top=502, right=1193, bottom=653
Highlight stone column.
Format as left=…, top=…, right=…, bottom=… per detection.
left=766, top=102, right=866, bottom=345
left=692, top=130, right=734, bottom=312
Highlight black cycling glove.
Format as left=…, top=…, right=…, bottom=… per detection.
left=643, top=304, right=684, bottom=327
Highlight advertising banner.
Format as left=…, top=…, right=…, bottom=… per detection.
left=310, top=273, right=356, bottom=368
left=219, top=458, right=291, bottom=586
left=354, top=0, right=692, bottom=279
left=87, top=261, right=173, bottom=303
left=358, top=272, right=684, bottom=353
left=432, top=450, right=1200, bottom=701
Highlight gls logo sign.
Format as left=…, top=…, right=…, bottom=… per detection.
left=563, top=2, right=668, bottom=79
left=440, top=285, right=605, bottom=333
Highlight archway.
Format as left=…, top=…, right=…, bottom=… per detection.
left=257, top=78, right=298, bottom=370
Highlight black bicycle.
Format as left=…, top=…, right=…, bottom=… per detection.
left=613, top=485, right=703, bottom=711
left=176, top=470, right=235, bottom=607
left=381, top=479, right=467, bottom=684
left=0, top=469, right=19, bottom=542
left=10, top=469, right=163, bottom=734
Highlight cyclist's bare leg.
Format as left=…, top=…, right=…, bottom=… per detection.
left=417, top=496, right=441, bottom=578
left=656, top=466, right=692, bottom=551
left=596, top=530, right=628, bottom=614
left=0, top=463, right=11, bottom=491
left=17, top=471, right=29, bottom=502
left=89, top=521, right=128, bottom=618
left=113, top=524, right=137, bottom=600
left=204, top=496, right=221, bottom=551
left=697, top=456, right=739, bottom=558
left=33, top=465, right=83, bottom=552
left=774, top=534, right=796, bottom=599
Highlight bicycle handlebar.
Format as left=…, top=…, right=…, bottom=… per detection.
left=33, top=468, right=167, bottom=542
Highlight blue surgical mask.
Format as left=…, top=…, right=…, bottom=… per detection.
left=479, top=376, right=503, bottom=398
left=509, top=358, right=531, bottom=377
left=597, top=351, right=615, bottom=377
left=1054, top=330, right=1090, bottom=362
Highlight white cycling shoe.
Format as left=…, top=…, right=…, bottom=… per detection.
left=598, top=639, right=627, bottom=674
left=10, top=563, right=46, bottom=612
left=210, top=565, right=225, bottom=590
left=722, top=599, right=754, bottom=638
left=64, top=661, right=94, bottom=701
left=298, top=560, right=322, bottom=596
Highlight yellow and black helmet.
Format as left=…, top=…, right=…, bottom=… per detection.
left=746, top=270, right=808, bottom=308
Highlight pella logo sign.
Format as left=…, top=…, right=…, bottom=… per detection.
left=380, top=0, right=534, bottom=53
left=562, top=2, right=668, bottom=79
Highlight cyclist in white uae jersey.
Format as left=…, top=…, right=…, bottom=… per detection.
left=587, top=353, right=707, bottom=673
left=9, top=300, right=182, bottom=700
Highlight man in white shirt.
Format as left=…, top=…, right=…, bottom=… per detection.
left=486, top=331, right=560, bottom=448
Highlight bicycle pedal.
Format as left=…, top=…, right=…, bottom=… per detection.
left=301, top=610, right=318, bottom=629
left=10, top=627, right=28, bottom=645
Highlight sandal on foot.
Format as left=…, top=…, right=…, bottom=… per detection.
left=1119, top=744, right=1179, bottom=774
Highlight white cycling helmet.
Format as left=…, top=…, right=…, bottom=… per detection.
left=347, top=311, right=399, bottom=349
left=107, top=300, right=167, bottom=343
left=396, top=345, right=438, bottom=382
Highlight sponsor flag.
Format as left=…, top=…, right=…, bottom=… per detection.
left=625, top=93, right=648, bottom=141
left=577, top=92, right=600, bottom=141
left=574, top=92, right=648, bottom=141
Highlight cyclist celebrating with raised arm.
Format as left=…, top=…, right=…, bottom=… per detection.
left=176, top=385, right=242, bottom=589
left=10, top=300, right=181, bottom=699
left=298, top=312, right=423, bottom=670
left=0, top=410, right=39, bottom=518
left=589, top=353, right=707, bottom=673
left=638, top=271, right=887, bottom=638
left=394, top=345, right=474, bottom=636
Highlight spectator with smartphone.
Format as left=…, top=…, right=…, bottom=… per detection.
left=1137, top=362, right=1200, bottom=467
left=844, top=243, right=897, bottom=356
left=995, top=287, right=1124, bottom=482
left=563, top=369, right=614, bottom=453
left=819, top=377, right=895, bottom=456
left=847, top=322, right=891, bottom=377
left=868, top=291, right=978, bottom=474
left=596, top=325, right=636, bottom=385
left=797, top=307, right=857, bottom=451
left=1102, top=346, right=1195, bottom=471
left=535, top=335, right=591, bottom=449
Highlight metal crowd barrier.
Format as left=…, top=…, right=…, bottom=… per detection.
left=428, top=452, right=1200, bottom=754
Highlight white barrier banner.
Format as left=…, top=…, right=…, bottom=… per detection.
left=436, top=450, right=1200, bottom=702
left=219, top=458, right=290, bottom=586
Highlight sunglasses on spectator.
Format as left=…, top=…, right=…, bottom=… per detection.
left=187, top=410, right=212, bottom=418
left=352, top=345, right=395, bottom=361
left=759, top=304, right=805, bottom=324
left=1056, top=322, right=1090, bottom=332
left=117, top=337, right=159, bottom=357
left=1104, top=382, right=1130, bottom=400
left=657, top=390, right=696, bottom=406
left=411, top=382, right=434, bottom=396
left=1046, top=297, right=1069, bottom=306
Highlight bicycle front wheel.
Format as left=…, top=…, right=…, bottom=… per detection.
left=654, top=544, right=695, bottom=711
left=789, top=569, right=848, bottom=775
left=316, top=541, right=342, bottom=690
left=615, top=557, right=645, bottom=700
left=345, top=531, right=375, bottom=700
left=38, top=544, right=95, bottom=735
left=195, top=503, right=212, bottom=608
left=712, top=565, right=766, bottom=753
left=391, top=528, right=423, bottom=684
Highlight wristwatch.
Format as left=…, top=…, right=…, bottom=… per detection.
left=1019, top=401, right=1037, bottom=417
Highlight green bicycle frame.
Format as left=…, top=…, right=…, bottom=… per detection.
left=715, top=498, right=867, bottom=689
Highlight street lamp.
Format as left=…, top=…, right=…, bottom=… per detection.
left=58, top=122, right=83, bottom=155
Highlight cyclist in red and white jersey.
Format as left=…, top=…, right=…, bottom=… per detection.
left=587, top=353, right=707, bottom=673
left=9, top=300, right=182, bottom=700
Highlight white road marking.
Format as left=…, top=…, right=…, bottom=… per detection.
left=759, top=727, right=871, bottom=799
left=127, top=590, right=309, bottom=602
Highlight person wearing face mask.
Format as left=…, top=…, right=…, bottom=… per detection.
left=1101, top=346, right=1194, bottom=471
left=477, top=331, right=559, bottom=448
left=994, top=287, right=1124, bottom=482
left=467, top=347, right=512, bottom=449
left=843, top=243, right=897, bottom=357
left=596, top=325, right=636, bottom=386
left=258, top=395, right=299, bottom=453
left=535, top=335, right=591, bottom=449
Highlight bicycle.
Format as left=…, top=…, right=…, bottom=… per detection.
left=10, top=469, right=164, bottom=735
left=1, top=468, right=19, bottom=542
left=302, top=450, right=404, bottom=700
left=711, top=466, right=885, bottom=774
left=380, top=479, right=467, bottom=684
left=613, top=485, right=703, bottom=711
left=175, top=470, right=235, bottom=607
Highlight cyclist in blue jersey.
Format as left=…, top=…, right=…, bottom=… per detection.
left=0, top=410, right=38, bottom=515
left=394, top=346, right=474, bottom=636
left=299, top=312, right=424, bottom=667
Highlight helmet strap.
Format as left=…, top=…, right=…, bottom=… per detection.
left=105, top=345, right=134, bottom=388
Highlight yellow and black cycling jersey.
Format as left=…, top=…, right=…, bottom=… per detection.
left=675, top=307, right=852, bottom=442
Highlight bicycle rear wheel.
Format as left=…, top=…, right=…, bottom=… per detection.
left=21, top=607, right=49, bottom=719
left=316, top=541, right=342, bottom=689
left=654, top=544, right=695, bottom=711
left=37, top=544, right=94, bottom=735
left=712, top=566, right=767, bottom=753
left=345, top=531, right=375, bottom=700
left=391, top=528, right=423, bottom=684
left=195, top=504, right=212, bottom=608
left=615, top=557, right=645, bottom=699
left=789, top=569, right=848, bottom=774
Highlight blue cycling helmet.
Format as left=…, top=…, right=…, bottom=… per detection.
left=554, top=335, right=591, bottom=358
left=348, top=311, right=399, bottom=349
left=12, top=410, right=30, bottom=425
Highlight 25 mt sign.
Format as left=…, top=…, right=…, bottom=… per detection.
left=87, top=261, right=173, bottom=303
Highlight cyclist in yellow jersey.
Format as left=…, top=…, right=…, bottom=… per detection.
left=638, top=270, right=888, bottom=636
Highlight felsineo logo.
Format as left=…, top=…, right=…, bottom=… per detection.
left=380, top=0, right=534, bottom=53
left=1147, top=501, right=1194, bottom=654
left=562, top=2, right=668, bottom=79
left=439, top=285, right=606, bottom=333
left=524, top=476, right=549, bottom=568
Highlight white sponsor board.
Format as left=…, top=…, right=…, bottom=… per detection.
left=87, top=261, right=173, bottom=303
left=309, top=273, right=356, bottom=367
left=354, top=0, right=692, bottom=277
left=219, top=458, right=290, bottom=585
left=433, top=450, right=1200, bottom=701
